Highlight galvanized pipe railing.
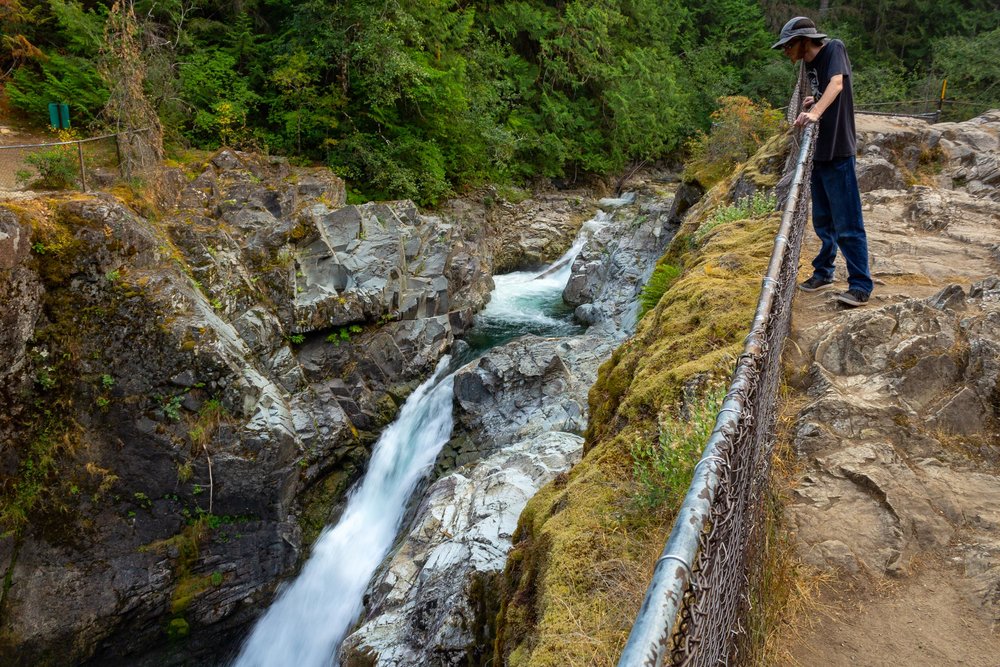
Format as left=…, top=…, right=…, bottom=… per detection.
left=617, top=122, right=816, bottom=667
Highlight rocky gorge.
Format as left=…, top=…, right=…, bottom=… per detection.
left=3, top=106, right=997, bottom=667
left=0, top=145, right=677, bottom=665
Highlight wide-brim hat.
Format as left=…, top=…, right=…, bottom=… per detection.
left=771, top=16, right=827, bottom=49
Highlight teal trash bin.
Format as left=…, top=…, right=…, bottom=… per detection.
left=49, top=102, right=60, bottom=128
left=58, top=103, right=70, bottom=129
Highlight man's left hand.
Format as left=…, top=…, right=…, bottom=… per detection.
left=794, top=110, right=820, bottom=127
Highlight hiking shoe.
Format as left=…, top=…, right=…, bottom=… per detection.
left=799, top=276, right=834, bottom=292
left=836, top=289, right=870, bottom=307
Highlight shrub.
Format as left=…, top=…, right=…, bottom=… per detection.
left=16, top=145, right=78, bottom=190
left=683, top=96, right=783, bottom=188
left=630, top=384, right=726, bottom=509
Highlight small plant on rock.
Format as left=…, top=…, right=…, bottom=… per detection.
left=631, top=384, right=726, bottom=510
left=162, top=394, right=184, bottom=421
left=638, top=263, right=682, bottom=319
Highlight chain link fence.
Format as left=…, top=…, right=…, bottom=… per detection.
left=0, top=131, right=146, bottom=192
left=618, top=65, right=817, bottom=667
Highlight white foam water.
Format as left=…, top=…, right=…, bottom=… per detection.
left=475, top=211, right=610, bottom=335
left=232, top=358, right=455, bottom=667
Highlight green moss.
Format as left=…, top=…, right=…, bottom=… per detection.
left=166, top=617, right=190, bottom=640
left=494, top=136, right=792, bottom=666
left=298, top=445, right=367, bottom=545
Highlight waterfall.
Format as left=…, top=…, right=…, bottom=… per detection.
left=232, top=202, right=619, bottom=666
left=232, top=358, right=455, bottom=667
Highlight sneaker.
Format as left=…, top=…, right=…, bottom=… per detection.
left=836, top=289, right=870, bottom=307
left=799, top=276, right=834, bottom=292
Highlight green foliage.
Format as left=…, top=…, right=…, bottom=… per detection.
left=932, top=27, right=1000, bottom=114
left=179, top=48, right=260, bottom=148
left=5, top=1, right=108, bottom=122
left=162, top=394, right=184, bottom=421
left=695, top=190, right=777, bottom=243
left=325, top=325, right=362, bottom=345
left=638, top=263, right=681, bottom=320
left=15, top=145, right=78, bottom=190
left=630, top=384, right=725, bottom=509
left=4, top=0, right=993, bottom=202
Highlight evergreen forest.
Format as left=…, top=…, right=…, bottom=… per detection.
left=2, top=0, right=998, bottom=204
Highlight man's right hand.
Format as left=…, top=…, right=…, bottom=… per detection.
left=802, top=96, right=815, bottom=109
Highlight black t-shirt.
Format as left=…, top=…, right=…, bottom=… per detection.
left=805, top=39, right=856, bottom=162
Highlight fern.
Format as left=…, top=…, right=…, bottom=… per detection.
left=638, top=263, right=681, bottom=319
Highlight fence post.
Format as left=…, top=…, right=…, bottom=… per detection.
left=77, top=141, right=88, bottom=192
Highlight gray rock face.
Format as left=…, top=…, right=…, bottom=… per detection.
left=0, top=208, right=42, bottom=393
left=292, top=202, right=460, bottom=331
left=856, top=155, right=905, bottom=192
left=447, top=335, right=609, bottom=465
left=858, top=109, right=1000, bottom=201
left=563, top=196, right=678, bottom=337
left=789, top=280, right=1000, bottom=604
left=475, top=189, right=595, bottom=273
left=0, top=149, right=508, bottom=666
left=339, top=432, right=582, bottom=667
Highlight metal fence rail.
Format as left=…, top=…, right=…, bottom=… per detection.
left=0, top=129, right=147, bottom=192
left=618, top=70, right=817, bottom=667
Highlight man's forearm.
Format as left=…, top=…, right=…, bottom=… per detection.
left=813, top=75, right=844, bottom=118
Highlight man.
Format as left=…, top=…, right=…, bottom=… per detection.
left=773, top=16, right=873, bottom=307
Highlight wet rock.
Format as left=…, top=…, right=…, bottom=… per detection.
left=340, top=432, right=583, bottom=667
left=563, top=200, right=677, bottom=335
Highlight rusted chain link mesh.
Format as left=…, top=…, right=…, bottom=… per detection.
left=0, top=135, right=124, bottom=191
left=666, top=70, right=816, bottom=666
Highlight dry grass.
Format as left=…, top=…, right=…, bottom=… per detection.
left=748, top=391, right=834, bottom=666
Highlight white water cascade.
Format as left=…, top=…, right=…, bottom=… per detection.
left=232, top=203, right=618, bottom=666
left=475, top=211, right=610, bottom=335
left=232, top=358, right=455, bottom=667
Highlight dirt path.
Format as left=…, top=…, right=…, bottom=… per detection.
left=776, top=112, right=1000, bottom=666
left=789, top=561, right=1000, bottom=667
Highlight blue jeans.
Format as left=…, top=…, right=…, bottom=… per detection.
left=810, top=156, right=873, bottom=295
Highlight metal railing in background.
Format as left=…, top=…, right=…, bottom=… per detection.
left=618, top=69, right=817, bottom=667
left=0, top=129, right=149, bottom=192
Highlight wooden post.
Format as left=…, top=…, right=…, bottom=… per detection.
left=115, top=134, right=124, bottom=179
left=77, top=141, right=87, bottom=192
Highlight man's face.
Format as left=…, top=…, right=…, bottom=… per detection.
left=782, top=38, right=804, bottom=63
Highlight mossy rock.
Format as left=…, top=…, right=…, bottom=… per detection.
left=494, top=135, right=792, bottom=666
